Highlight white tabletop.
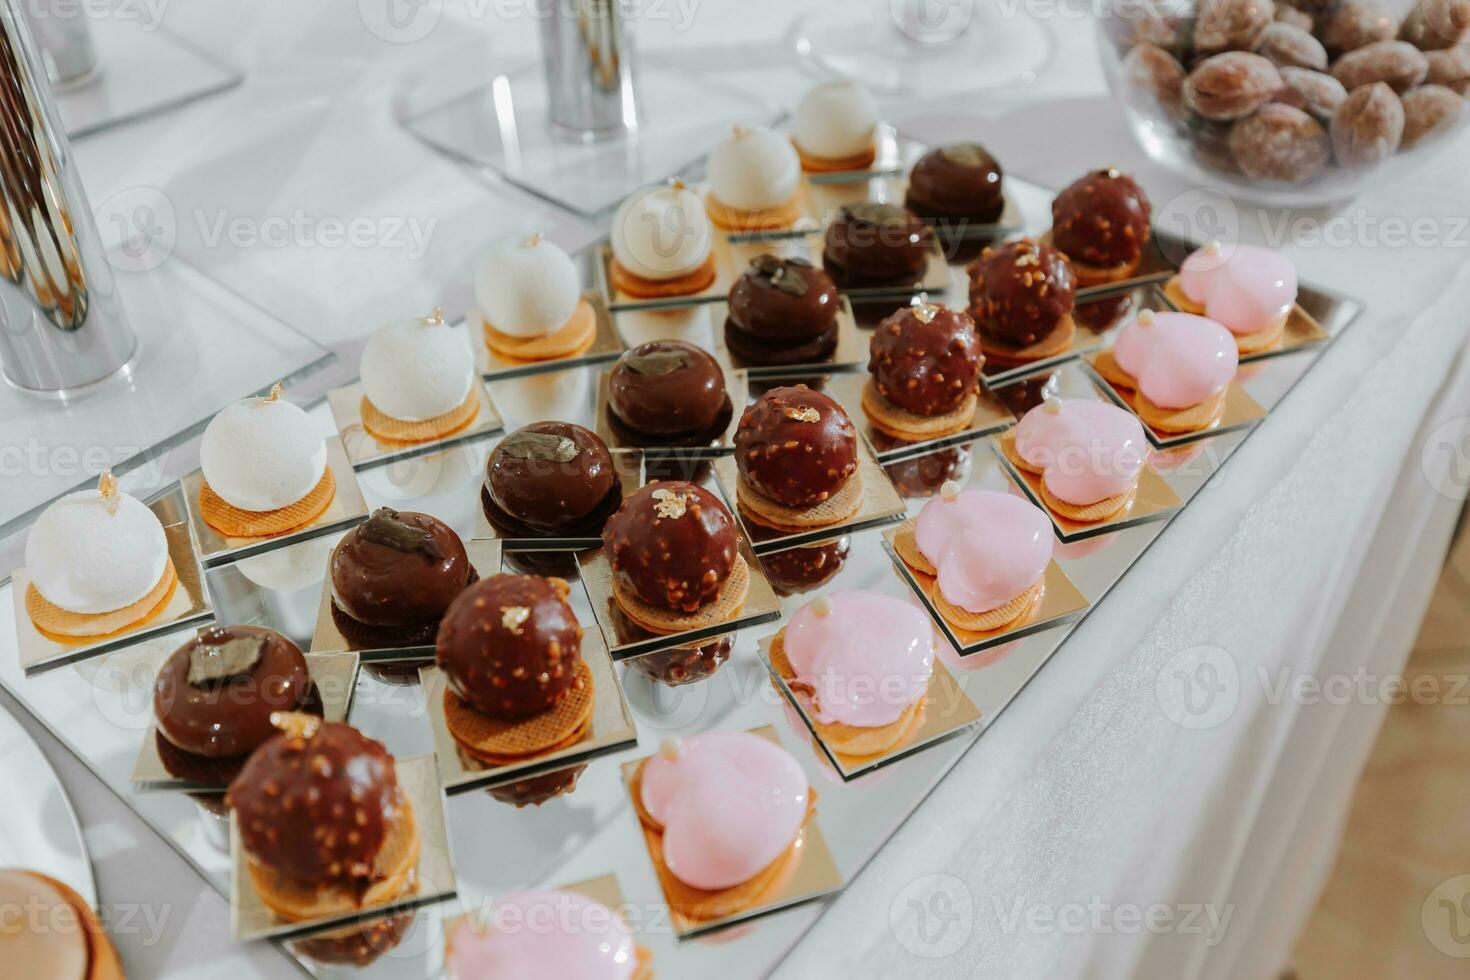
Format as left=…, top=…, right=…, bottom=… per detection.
left=10, top=2, right=1470, bottom=978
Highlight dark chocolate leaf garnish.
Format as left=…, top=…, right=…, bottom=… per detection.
left=941, top=143, right=991, bottom=167
left=750, top=253, right=784, bottom=275
left=623, top=350, right=692, bottom=376
left=769, top=265, right=809, bottom=297
left=500, top=430, right=581, bottom=463
left=188, top=636, right=265, bottom=686
left=359, top=507, right=445, bottom=559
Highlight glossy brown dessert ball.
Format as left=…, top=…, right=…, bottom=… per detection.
left=967, top=240, right=1076, bottom=347
left=609, top=341, right=728, bottom=437
left=736, top=386, right=858, bottom=509
left=154, top=625, right=311, bottom=759
left=759, top=539, right=850, bottom=596
left=625, top=634, right=733, bottom=686
left=484, top=422, right=619, bottom=537
left=1050, top=169, right=1152, bottom=269
left=603, top=481, right=738, bottom=613
left=228, top=720, right=400, bottom=888
left=725, top=255, right=841, bottom=365
left=330, top=509, right=472, bottom=629
left=435, top=574, right=582, bottom=720
left=904, top=143, right=1005, bottom=223
left=869, top=304, right=983, bottom=416
left=822, top=203, right=932, bottom=288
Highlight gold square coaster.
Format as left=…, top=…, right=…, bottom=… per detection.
left=14, top=515, right=212, bottom=676
left=183, top=437, right=370, bottom=568
left=619, top=725, right=843, bottom=940
left=230, top=755, right=457, bottom=941
left=309, top=539, right=503, bottom=662
left=471, top=290, right=624, bottom=380
left=131, top=651, right=361, bottom=791
left=713, top=437, right=906, bottom=556
left=328, top=379, right=502, bottom=470
left=418, top=626, right=637, bottom=794
left=760, top=633, right=981, bottom=779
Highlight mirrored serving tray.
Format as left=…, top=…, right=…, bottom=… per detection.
left=0, top=173, right=1364, bottom=979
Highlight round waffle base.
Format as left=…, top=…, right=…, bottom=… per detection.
left=445, top=659, right=594, bottom=763
left=706, top=192, right=801, bottom=233
left=737, top=472, right=863, bottom=532
left=979, top=315, right=1075, bottom=366
left=26, top=558, right=177, bottom=640
left=609, top=254, right=717, bottom=300
left=1233, top=314, right=1287, bottom=354
left=769, top=629, right=927, bottom=757
left=483, top=299, right=596, bottom=362
left=893, top=521, right=935, bottom=575
left=1091, top=348, right=1137, bottom=389
left=1057, top=248, right=1141, bottom=288
left=360, top=388, right=480, bottom=445
left=861, top=379, right=977, bottom=441
left=199, top=468, right=336, bottom=539
left=935, top=577, right=1042, bottom=632
left=1135, top=387, right=1227, bottom=434
left=1162, top=277, right=1206, bottom=314
left=1040, top=482, right=1136, bottom=523
left=792, top=139, right=876, bottom=173
left=249, top=798, right=420, bottom=923
left=612, top=556, right=750, bottom=635
left=999, top=432, right=1044, bottom=477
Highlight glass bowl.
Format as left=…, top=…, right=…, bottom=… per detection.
left=1097, top=0, right=1469, bottom=207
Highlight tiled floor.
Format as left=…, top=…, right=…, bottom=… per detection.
left=1290, top=517, right=1470, bottom=978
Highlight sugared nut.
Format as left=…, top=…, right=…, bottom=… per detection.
left=1425, top=45, right=1470, bottom=85
left=1400, top=83, right=1468, bottom=145
left=1331, top=40, right=1431, bottom=91
left=1399, top=0, right=1470, bottom=50
left=1194, top=0, right=1276, bottom=56
left=1229, top=103, right=1332, bottom=180
left=1275, top=66, right=1350, bottom=120
left=1185, top=52, right=1284, bottom=119
left=1331, top=81, right=1406, bottom=164
left=1279, top=0, right=1337, bottom=14
left=1122, top=42, right=1187, bottom=114
left=1319, top=0, right=1399, bottom=56
left=1258, top=22, right=1329, bottom=69
left=1102, top=4, right=1186, bottom=56
left=1275, top=4, right=1314, bottom=30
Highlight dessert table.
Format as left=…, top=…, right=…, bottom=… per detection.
left=4, top=1, right=1470, bottom=977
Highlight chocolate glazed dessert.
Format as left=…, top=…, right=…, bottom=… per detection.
left=869, top=304, right=983, bottom=418
left=603, top=481, right=739, bottom=613
left=330, top=508, right=476, bottom=648
left=724, top=255, right=841, bottom=366
left=606, top=341, right=731, bottom=447
left=153, top=625, right=316, bottom=785
left=904, top=143, right=1005, bottom=225
left=736, top=386, right=858, bottom=508
left=967, top=239, right=1077, bottom=361
left=483, top=422, right=621, bottom=539
left=1050, top=168, right=1152, bottom=274
left=822, top=202, right=932, bottom=288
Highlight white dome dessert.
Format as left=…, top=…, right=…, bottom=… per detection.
left=26, top=475, right=168, bottom=614
left=360, top=311, right=474, bottom=421
left=475, top=234, right=581, bottom=339
left=792, top=80, right=879, bottom=162
left=200, top=386, right=327, bottom=512
left=611, top=181, right=712, bottom=282
left=708, top=126, right=800, bottom=211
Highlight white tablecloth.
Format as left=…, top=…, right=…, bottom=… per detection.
left=7, top=3, right=1470, bottom=977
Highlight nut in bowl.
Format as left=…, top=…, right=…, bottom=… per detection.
left=1099, top=0, right=1470, bottom=205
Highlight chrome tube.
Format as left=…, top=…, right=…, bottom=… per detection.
left=0, top=0, right=134, bottom=396
left=539, top=0, right=638, bottom=141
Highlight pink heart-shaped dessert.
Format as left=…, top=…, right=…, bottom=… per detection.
left=1014, top=398, right=1148, bottom=506
left=1113, top=311, right=1237, bottom=409
left=1179, top=243, right=1296, bottom=336
left=914, top=490, right=1052, bottom=614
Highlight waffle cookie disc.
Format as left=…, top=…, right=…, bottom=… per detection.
left=706, top=192, right=801, bottom=233
left=736, top=471, right=863, bottom=533
left=861, top=379, right=978, bottom=441
left=999, top=431, right=1044, bottom=477
left=934, top=576, right=1042, bottom=632
left=1040, top=481, right=1135, bottom=523
left=612, top=555, right=750, bottom=636
left=792, top=140, right=876, bottom=174
left=483, top=299, right=596, bottom=362
left=769, top=629, right=926, bottom=758
left=360, top=387, right=480, bottom=445
left=25, top=558, right=177, bottom=640
left=609, top=254, right=717, bottom=300
left=1162, top=277, right=1205, bottom=315
left=199, top=468, right=336, bottom=539
left=1091, top=348, right=1137, bottom=389
left=1231, top=314, right=1287, bottom=355
left=630, top=760, right=814, bottom=923
left=978, top=315, right=1075, bottom=367
left=444, top=659, right=593, bottom=763
left=892, top=520, right=935, bottom=575
left=1134, top=386, right=1227, bottom=434
left=247, top=798, right=419, bottom=923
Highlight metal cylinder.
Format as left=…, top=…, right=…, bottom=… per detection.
left=539, top=0, right=639, bottom=141
left=20, top=0, right=99, bottom=88
left=0, top=0, right=135, bottom=396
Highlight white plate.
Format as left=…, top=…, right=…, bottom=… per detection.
left=0, top=703, right=96, bottom=906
